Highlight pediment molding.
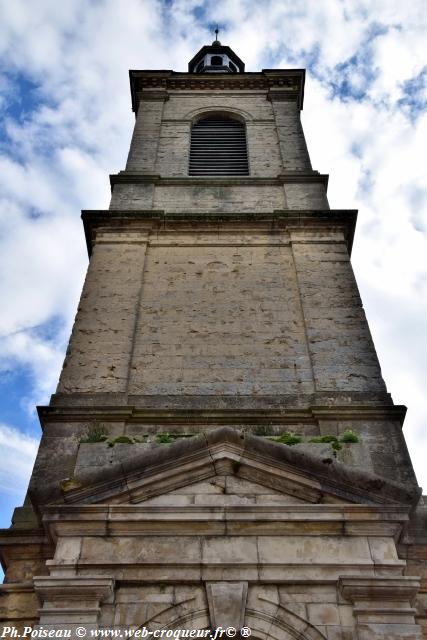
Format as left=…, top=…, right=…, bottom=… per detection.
left=58, top=427, right=419, bottom=509
left=42, top=502, right=410, bottom=540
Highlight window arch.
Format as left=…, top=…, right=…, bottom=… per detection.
left=189, top=115, right=249, bottom=176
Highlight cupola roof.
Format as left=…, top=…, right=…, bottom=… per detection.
left=188, top=30, right=245, bottom=74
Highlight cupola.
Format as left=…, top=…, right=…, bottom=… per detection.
left=188, top=29, right=245, bottom=74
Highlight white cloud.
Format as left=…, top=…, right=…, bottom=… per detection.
left=301, top=44, right=427, bottom=493
left=0, top=424, right=38, bottom=495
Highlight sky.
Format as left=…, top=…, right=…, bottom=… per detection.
left=0, top=0, right=426, bottom=532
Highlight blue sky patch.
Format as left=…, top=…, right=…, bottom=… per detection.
left=0, top=72, right=43, bottom=123
left=0, top=368, right=41, bottom=439
left=398, top=66, right=427, bottom=122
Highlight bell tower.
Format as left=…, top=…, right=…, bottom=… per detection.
left=1, top=37, right=426, bottom=639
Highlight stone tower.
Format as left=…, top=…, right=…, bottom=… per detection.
left=1, top=37, right=426, bottom=639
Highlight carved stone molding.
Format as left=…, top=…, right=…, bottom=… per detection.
left=129, top=70, right=305, bottom=112
left=79, top=207, right=357, bottom=257
left=34, top=576, right=114, bottom=624
left=339, top=576, right=421, bottom=627
left=339, top=576, right=420, bottom=604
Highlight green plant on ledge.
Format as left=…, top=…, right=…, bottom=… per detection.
left=266, top=430, right=360, bottom=456
left=340, top=429, right=359, bottom=443
left=108, top=435, right=133, bottom=447
left=271, top=432, right=303, bottom=446
left=156, top=433, right=177, bottom=444
left=309, top=435, right=342, bottom=452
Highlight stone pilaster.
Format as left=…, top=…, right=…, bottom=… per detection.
left=126, top=90, right=169, bottom=172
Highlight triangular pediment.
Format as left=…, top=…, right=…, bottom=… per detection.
left=59, top=427, right=419, bottom=508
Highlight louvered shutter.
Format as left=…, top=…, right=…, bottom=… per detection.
left=189, top=116, right=249, bottom=175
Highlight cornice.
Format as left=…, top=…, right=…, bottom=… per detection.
left=339, top=576, right=420, bottom=603
left=41, top=504, right=411, bottom=539
left=109, top=171, right=329, bottom=188
left=0, top=528, right=52, bottom=573
left=38, top=403, right=406, bottom=426
left=33, top=576, right=114, bottom=602
left=129, top=69, right=305, bottom=112
left=81, top=207, right=357, bottom=257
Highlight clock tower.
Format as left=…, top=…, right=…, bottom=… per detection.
left=1, top=37, right=426, bottom=639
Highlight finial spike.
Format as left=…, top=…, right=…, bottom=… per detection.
left=215, top=25, right=219, bottom=41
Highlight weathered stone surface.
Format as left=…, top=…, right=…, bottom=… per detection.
left=57, top=236, right=148, bottom=394
left=206, top=582, right=248, bottom=630
left=52, top=219, right=394, bottom=403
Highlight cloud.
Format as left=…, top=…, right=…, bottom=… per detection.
left=0, top=424, right=38, bottom=495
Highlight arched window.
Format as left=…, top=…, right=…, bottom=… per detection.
left=211, top=55, right=223, bottom=66
left=189, top=115, right=249, bottom=176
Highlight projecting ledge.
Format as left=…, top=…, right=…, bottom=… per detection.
left=109, top=171, right=329, bottom=189
left=81, top=208, right=357, bottom=256
left=39, top=402, right=405, bottom=426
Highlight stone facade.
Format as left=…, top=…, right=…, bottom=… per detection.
left=1, top=45, right=426, bottom=639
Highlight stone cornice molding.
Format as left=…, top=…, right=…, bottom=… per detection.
left=41, top=504, right=411, bottom=540
left=0, top=582, right=35, bottom=593
left=80, top=208, right=356, bottom=257
left=39, top=403, right=406, bottom=426
left=34, top=576, right=114, bottom=601
left=340, top=576, right=420, bottom=602
left=33, top=576, right=115, bottom=624
left=37, top=404, right=406, bottom=427
left=129, top=69, right=305, bottom=113
left=339, top=576, right=422, bottom=627
left=0, top=529, right=53, bottom=574
left=108, top=171, right=329, bottom=188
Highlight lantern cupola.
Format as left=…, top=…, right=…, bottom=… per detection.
left=188, top=29, right=245, bottom=73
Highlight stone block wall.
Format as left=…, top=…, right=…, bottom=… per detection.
left=128, top=237, right=312, bottom=396
left=111, top=81, right=330, bottom=213
left=57, top=231, right=149, bottom=394
left=57, top=222, right=382, bottom=400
